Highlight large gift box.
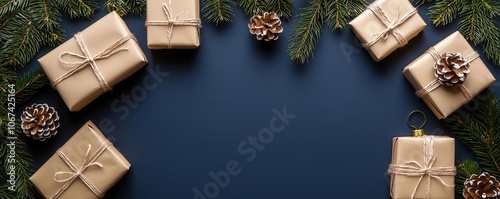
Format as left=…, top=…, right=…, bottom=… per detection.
left=146, top=0, right=201, bottom=49
left=389, top=136, right=455, bottom=199
left=30, top=121, right=131, bottom=199
left=39, top=12, right=148, bottom=112
left=349, top=0, right=426, bottom=61
left=403, top=31, right=495, bottom=119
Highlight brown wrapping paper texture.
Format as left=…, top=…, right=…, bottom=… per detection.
left=390, top=136, right=455, bottom=199
left=146, top=0, right=200, bottom=49
left=38, top=11, right=148, bottom=112
left=403, top=31, right=495, bottom=119
left=349, top=0, right=426, bottom=61
left=30, top=121, right=130, bottom=199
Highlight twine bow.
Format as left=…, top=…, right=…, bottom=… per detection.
left=363, top=2, right=417, bottom=48
left=52, top=140, right=112, bottom=199
left=54, top=33, right=135, bottom=92
left=415, top=47, right=479, bottom=99
left=388, top=136, right=456, bottom=199
left=144, top=0, right=202, bottom=48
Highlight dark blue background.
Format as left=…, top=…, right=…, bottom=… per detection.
left=19, top=1, right=500, bottom=198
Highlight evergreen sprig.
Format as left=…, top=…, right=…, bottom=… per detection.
left=239, top=0, right=265, bottom=16
left=288, top=0, right=367, bottom=64
left=14, top=69, right=49, bottom=106
left=265, top=0, right=293, bottom=20
left=415, top=0, right=500, bottom=66
left=444, top=93, right=500, bottom=195
left=202, top=0, right=235, bottom=25
left=456, top=159, right=482, bottom=196
left=288, top=0, right=324, bottom=64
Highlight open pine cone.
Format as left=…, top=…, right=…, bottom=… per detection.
left=248, top=12, right=283, bottom=41
left=463, top=172, right=500, bottom=199
left=21, top=103, right=60, bottom=141
left=434, top=52, right=471, bottom=86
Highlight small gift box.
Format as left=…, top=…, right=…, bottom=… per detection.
left=403, top=31, right=495, bottom=119
left=30, top=121, right=131, bottom=199
left=349, top=0, right=426, bottom=61
left=39, top=11, right=148, bottom=112
left=145, top=0, right=201, bottom=49
left=389, top=136, right=455, bottom=199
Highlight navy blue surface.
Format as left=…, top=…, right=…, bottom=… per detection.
left=19, top=1, right=500, bottom=199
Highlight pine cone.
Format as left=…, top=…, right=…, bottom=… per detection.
left=463, top=172, right=500, bottom=199
left=21, top=103, right=60, bottom=141
left=434, top=52, right=471, bottom=86
left=248, top=12, right=283, bottom=41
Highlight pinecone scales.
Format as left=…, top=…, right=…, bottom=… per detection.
left=463, top=172, right=500, bottom=199
left=248, top=12, right=283, bottom=41
left=434, top=52, right=471, bottom=86
left=21, top=103, right=60, bottom=141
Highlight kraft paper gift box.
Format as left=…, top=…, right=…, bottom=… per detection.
left=38, top=11, right=148, bottom=112
left=146, top=0, right=201, bottom=49
left=403, top=31, right=495, bottom=119
left=30, top=121, right=131, bottom=199
left=389, top=136, right=455, bottom=199
left=349, top=0, right=426, bottom=61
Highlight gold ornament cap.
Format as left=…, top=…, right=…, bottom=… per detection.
left=407, top=110, right=426, bottom=137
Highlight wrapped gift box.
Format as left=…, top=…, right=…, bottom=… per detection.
left=30, top=121, right=131, bottom=199
left=403, top=31, right=495, bottom=119
left=39, top=11, right=148, bottom=112
left=146, top=0, right=201, bottom=49
left=389, top=136, right=455, bottom=199
left=349, top=0, right=426, bottom=61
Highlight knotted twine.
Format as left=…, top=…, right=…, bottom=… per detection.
left=144, top=0, right=202, bottom=48
left=52, top=137, right=113, bottom=199
left=363, top=2, right=417, bottom=48
left=54, top=33, right=136, bottom=92
left=415, top=47, right=480, bottom=100
left=388, top=136, right=456, bottom=199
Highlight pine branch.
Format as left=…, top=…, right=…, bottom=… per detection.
left=14, top=69, right=49, bottom=106
left=202, top=0, right=235, bottom=25
left=239, top=0, right=265, bottom=16
left=444, top=94, right=500, bottom=178
left=288, top=0, right=324, bottom=64
left=266, top=0, right=294, bottom=20
left=324, top=0, right=367, bottom=30
left=57, top=0, right=98, bottom=19
left=428, top=0, right=463, bottom=26
left=104, top=0, right=128, bottom=16
left=125, top=0, right=146, bottom=15
left=456, top=160, right=482, bottom=196
left=0, top=0, right=29, bottom=16
left=0, top=11, right=44, bottom=70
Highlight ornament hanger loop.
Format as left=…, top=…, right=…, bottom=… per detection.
left=407, top=110, right=426, bottom=129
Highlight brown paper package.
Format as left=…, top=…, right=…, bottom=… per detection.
left=349, top=0, right=426, bottom=62
left=30, top=121, right=131, bottom=199
left=146, top=0, right=200, bottom=49
left=38, top=11, right=148, bottom=112
left=390, top=136, right=454, bottom=199
left=403, top=31, right=495, bottom=119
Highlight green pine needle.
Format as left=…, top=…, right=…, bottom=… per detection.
left=266, top=0, right=294, bottom=20
left=239, top=0, right=265, bottom=16
left=126, top=0, right=146, bottom=15
left=104, top=0, right=129, bottom=16
left=324, top=0, right=367, bottom=30
left=288, top=0, right=324, bottom=64
left=412, top=0, right=434, bottom=6
left=202, top=0, right=235, bottom=25
left=428, top=0, right=463, bottom=26
left=0, top=0, right=29, bottom=16
left=444, top=94, right=500, bottom=179
left=57, top=0, right=98, bottom=19
left=15, top=69, right=49, bottom=106
left=0, top=11, right=44, bottom=70
left=456, top=160, right=482, bottom=196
